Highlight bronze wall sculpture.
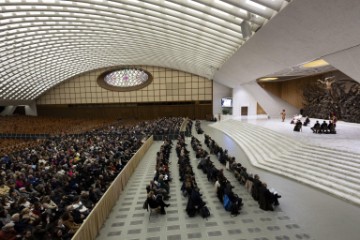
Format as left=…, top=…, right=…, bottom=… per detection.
left=303, top=78, right=360, bottom=123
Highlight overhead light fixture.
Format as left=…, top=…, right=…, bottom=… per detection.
left=240, top=20, right=252, bottom=39
left=259, top=77, right=278, bottom=81
left=302, top=59, right=329, bottom=68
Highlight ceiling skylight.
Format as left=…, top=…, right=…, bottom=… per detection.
left=98, top=68, right=153, bottom=91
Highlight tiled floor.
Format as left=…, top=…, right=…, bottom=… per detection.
left=97, top=125, right=317, bottom=240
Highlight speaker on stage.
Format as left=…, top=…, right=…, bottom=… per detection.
left=241, top=20, right=252, bottom=39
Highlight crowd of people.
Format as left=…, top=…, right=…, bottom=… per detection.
left=144, top=137, right=172, bottom=215
left=290, top=115, right=309, bottom=132
left=0, top=140, right=40, bottom=157
left=194, top=120, right=204, bottom=134
left=311, top=120, right=336, bottom=134
left=0, top=117, right=185, bottom=239
left=176, top=135, right=209, bottom=218
left=150, top=118, right=183, bottom=140
left=203, top=134, right=281, bottom=211
left=289, top=113, right=337, bottom=134
left=0, top=116, right=113, bottom=135
left=192, top=137, right=242, bottom=216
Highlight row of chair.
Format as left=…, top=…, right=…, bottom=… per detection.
left=192, top=136, right=242, bottom=216
left=176, top=134, right=210, bottom=219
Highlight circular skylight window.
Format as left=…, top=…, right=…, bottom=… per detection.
left=98, top=68, right=153, bottom=91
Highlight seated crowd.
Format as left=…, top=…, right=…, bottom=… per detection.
left=0, top=140, right=41, bottom=157
left=311, top=120, right=336, bottom=134
left=0, top=116, right=113, bottom=135
left=185, top=120, right=193, bottom=137
left=290, top=114, right=337, bottom=134
left=291, top=116, right=310, bottom=132
left=204, top=134, right=281, bottom=211
left=176, top=135, right=209, bottom=218
left=144, top=137, right=172, bottom=215
left=192, top=137, right=242, bottom=216
left=194, top=120, right=204, bottom=134
left=149, top=117, right=183, bottom=139
left=0, top=117, right=185, bottom=239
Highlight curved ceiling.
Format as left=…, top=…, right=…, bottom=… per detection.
left=0, top=0, right=289, bottom=101
left=214, top=0, right=360, bottom=88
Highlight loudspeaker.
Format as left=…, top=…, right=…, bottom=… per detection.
left=240, top=20, right=252, bottom=39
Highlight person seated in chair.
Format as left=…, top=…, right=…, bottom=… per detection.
left=157, top=175, right=169, bottom=195
left=251, top=175, right=261, bottom=201
left=224, top=181, right=242, bottom=214
left=269, top=187, right=282, bottom=207
left=186, top=187, right=205, bottom=217
left=146, top=191, right=169, bottom=215
left=328, top=121, right=337, bottom=134
left=303, top=117, right=310, bottom=126
left=258, top=183, right=274, bottom=211
left=311, top=121, right=321, bottom=133
left=190, top=187, right=205, bottom=208
left=293, top=120, right=302, bottom=132
left=320, top=121, right=329, bottom=133
left=146, top=180, right=169, bottom=200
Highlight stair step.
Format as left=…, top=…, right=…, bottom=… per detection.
left=211, top=120, right=360, bottom=206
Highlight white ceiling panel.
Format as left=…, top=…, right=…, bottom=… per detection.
left=0, top=0, right=287, bottom=101
left=215, top=0, right=360, bottom=87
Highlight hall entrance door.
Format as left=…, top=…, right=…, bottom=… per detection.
left=241, top=106, right=248, bottom=116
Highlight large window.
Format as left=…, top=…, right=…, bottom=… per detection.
left=98, top=68, right=153, bottom=91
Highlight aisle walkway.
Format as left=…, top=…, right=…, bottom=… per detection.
left=188, top=133, right=311, bottom=240
left=96, top=130, right=312, bottom=240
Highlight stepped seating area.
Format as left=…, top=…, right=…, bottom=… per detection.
left=0, top=116, right=113, bottom=135
left=0, top=117, right=111, bottom=156
left=0, top=139, right=40, bottom=152
left=211, top=119, right=360, bottom=206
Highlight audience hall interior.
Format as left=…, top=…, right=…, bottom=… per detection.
left=1, top=0, right=360, bottom=240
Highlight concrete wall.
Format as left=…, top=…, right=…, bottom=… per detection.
left=24, top=102, right=38, bottom=116
left=234, top=81, right=299, bottom=119
left=232, top=85, right=257, bottom=118
left=213, top=81, right=232, bottom=117
left=0, top=106, right=16, bottom=116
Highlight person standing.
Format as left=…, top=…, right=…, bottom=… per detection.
left=281, top=109, right=286, bottom=122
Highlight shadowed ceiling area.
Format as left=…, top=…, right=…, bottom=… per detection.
left=0, top=0, right=289, bottom=101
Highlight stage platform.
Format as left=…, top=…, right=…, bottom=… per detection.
left=205, top=119, right=360, bottom=240
left=244, top=117, right=360, bottom=154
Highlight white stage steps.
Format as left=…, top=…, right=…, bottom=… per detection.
left=211, top=119, right=360, bottom=206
